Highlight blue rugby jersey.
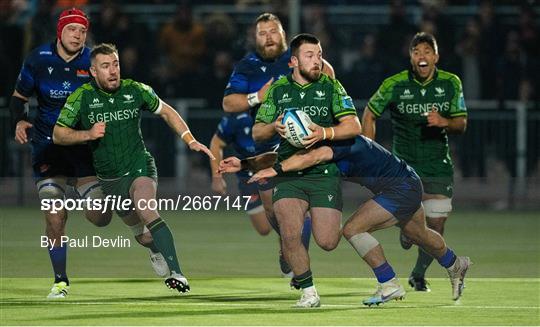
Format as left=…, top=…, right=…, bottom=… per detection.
left=14, top=42, right=91, bottom=143
left=224, top=49, right=292, bottom=153
left=216, top=112, right=262, bottom=159
left=332, top=136, right=419, bottom=194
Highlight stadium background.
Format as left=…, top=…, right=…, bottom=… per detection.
left=0, top=0, right=539, bottom=208
left=0, top=1, right=539, bottom=325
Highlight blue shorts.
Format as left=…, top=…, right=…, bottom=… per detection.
left=31, top=141, right=95, bottom=182
left=256, top=177, right=275, bottom=192
left=236, top=171, right=262, bottom=212
left=372, top=173, right=423, bottom=222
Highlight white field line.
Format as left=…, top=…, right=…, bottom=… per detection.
left=0, top=301, right=538, bottom=310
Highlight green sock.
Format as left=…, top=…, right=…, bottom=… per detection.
left=147, top=242, right=160, bottom=254
left=147, top=218, right=182, bottom=275
left=411, top=247, right=434, bottom=278
left=293, top=270, right=314, bottom=289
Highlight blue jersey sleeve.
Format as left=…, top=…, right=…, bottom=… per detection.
left=15, top=55, right=36, bottom=97
left=216, top=116, right=235, bottom=144
left=224, top=60, right=250, bottom=96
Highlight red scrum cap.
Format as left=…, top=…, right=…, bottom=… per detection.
left=56, top=8, right=89, bottom=40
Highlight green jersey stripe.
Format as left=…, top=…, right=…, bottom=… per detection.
left=335, top=110, right=357, bottom=118
left=367, top=103, right=382, bottom=117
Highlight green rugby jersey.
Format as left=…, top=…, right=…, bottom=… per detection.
left=57, top=79, right=162, bottom=178
left=367, top=69, right=467, bottom=166
left=256, top=73, right=357, bottom=176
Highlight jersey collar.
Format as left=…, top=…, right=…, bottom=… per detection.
left=409, top=67, right=439, bottom=86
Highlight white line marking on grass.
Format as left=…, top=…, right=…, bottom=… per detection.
left=1, top=301, right=539, bottom=310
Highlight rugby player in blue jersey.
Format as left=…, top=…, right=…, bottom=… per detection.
left=221, top=13, right=334, bottom=278
left=219, top=135, right=471, bottom=306
left=9, top=8, right=167, bottom=298
left=209, top=113, right=272, bottom=236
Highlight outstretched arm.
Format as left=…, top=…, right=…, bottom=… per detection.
left=218, top=152, right=278, bottom=174
left=158, top=102, right=215, bottom=160
left=248, top=146, right=334, bottom=183
left=282, top=146, right=334, bottom=171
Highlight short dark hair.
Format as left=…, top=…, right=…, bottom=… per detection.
left=409, top=32, right=438, bottom=54
left=90, top=43, right=118, bottom=62
left=290, top=33, right=320, bottom=57
left=255, top=13, right=282, bottom=26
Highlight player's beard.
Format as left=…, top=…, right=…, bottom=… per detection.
left=257, top=39, right=287, bottom=61
left=298, top=64, right=321, bottom=83
left=96, top=76, right=120, bottom=93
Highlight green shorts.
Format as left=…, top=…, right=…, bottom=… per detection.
left=272, top=175, right=342, bottom=210
left=420, top=176, right=453, bottom=198
left=410, top=161, right=454, bottom=197
left=99, top=153, right=158, bottom=216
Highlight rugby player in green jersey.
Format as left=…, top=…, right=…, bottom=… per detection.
left=362, top=32, right=467, bottom=292
left=253, top=34, right=361, bottom=308
left=53, top=43, right=214, bottom=293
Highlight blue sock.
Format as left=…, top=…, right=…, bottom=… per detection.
left=48, top=246, right=69, bottom=285
left=373, top=261, right=396, bottom=283
left=437, top=248, right=457, bottom=268
left=301, top=216, right=312, bottom=250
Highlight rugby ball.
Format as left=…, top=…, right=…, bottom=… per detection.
left=282, top=109, right=313, bottom=148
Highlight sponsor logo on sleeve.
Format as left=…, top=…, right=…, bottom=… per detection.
left=76, top=69, right=89, bottom=78
left=341, top=96, right=354, bottom=109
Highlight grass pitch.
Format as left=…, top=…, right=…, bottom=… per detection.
left=1, top=208, right=539, bottom=325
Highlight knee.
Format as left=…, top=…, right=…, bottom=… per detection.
left=77, top=181, right=113, bottom=227
left=423, top=199, right=451, bottom=220
left=315, top=232, right=341, bottom=251
left=342, top=224, right=355, bottom=240
left=256, top=226, right=272, bottom=236
left=318, top=239, right=339, bottom=251
left=37, top=178, right=66, bottom=199
left=343, top=221, right=366, bottom=240
left=37, top=179, right=66, bottom=207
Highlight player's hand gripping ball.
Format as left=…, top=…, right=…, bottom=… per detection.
left=282, top=109, right=313, bottom=148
